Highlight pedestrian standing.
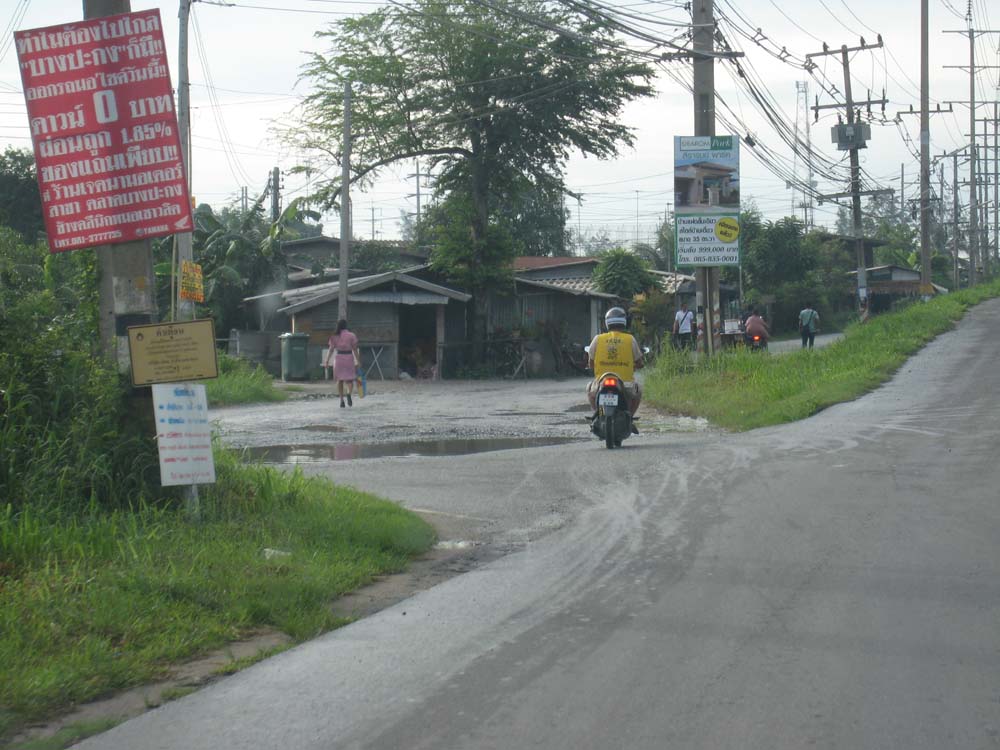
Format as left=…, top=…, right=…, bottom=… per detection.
left=325, top=319, right=360, bottom=407
left=798, top=302, right=820, bottom=349
left=672, top=301, right=695, bottom=350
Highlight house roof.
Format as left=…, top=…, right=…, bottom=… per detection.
left=650, top=270, right=696, bottom=295
left=512, top=256, right=598, bottom=271
left=514, top=276, right=619, bottom=299
left=271, top=269, right=471, bottom=315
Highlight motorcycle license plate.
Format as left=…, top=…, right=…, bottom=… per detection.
left=598, top=393, right=619, bottom=406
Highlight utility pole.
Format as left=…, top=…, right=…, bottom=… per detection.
left=270, top=167, right=281, bottom=224
left=175, top=0, right=194, bottom=323
left=919, top=0, right=931, bottom=289
left=808, top=38, right=888, bottom=313
left=953, top=152, right=961, bottom=288
left=338, top=81, right=352, bottom=322
left=900, top=164, right=905, bottom=221
left=84, top=0, right=158, bottom=365
left=943, top=26, right=1000, bottom=283
left=692, top=0, right=717, bottom=355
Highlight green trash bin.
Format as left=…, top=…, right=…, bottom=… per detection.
left=279, top=332, right=310, bottom=381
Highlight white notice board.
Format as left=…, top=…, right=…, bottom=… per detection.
left=152, top=383, right=216, bottom=486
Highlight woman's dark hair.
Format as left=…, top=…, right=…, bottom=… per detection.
left=336, top=319, right=348, bottom=333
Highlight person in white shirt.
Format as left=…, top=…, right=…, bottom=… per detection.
left=672, top=301, right=694, bottom=350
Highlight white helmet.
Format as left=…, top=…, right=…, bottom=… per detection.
left=604, top=306, right=627, bottom=328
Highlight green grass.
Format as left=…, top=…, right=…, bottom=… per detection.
left=205, top=354, right=286, bottom=406
left=645, top=282, right=1000, bottom=431
left=0, top=448, right=435, bottom=737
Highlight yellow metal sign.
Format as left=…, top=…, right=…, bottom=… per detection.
left=180, top=261, right=204, bottom=303
left=127, top=319, right=219, bottom=386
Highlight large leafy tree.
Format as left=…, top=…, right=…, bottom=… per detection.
left=0, top=147, right=43, bottom=240
left=592, top=247, right=656, bottom=299
left=283, top=0, right=655, bottom=342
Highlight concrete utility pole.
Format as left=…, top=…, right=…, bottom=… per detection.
left=919, top=0, right=931, bottom=289
left=84, top=0, right=157, bottom=365
left=270, top=167, right=281, bottom=224
left=692, top=0, right=718, bottom=355
left=808, top=39, right=889, bottom=312
left=175, top=0, right=194, bottom=322
left=953, top=152, right=961, bottom=288
left=943, top=26, right=1000, bottom=283
left=338, top=81, right=352, bottom=321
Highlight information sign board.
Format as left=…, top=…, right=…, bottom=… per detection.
left=127, top=319, right=218, bottom=386
left=180, top=260, right=204, bottom=302
left=674, top=135, right=741, bottom=267
left=152, top=383, right=215, bottom=486
left=15, top=10, right=193, bottom=253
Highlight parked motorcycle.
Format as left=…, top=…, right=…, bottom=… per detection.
left=589, top=373, right=634, bottom=449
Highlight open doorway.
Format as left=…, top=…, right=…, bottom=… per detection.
left=398, top=304, right=437, bottom=378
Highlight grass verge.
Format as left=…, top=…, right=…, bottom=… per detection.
left=205, top=354, right=286, bottom=406
left=0, top=448, right=435, bottom=738
left=6, top=719, right=123, bottom=750
left=645, top=282, right=1000, bottom=431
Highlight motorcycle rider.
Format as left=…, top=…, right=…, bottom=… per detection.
left=743, top=306, right=769, bottom=347
left=587, top=307, right=644, bottom=429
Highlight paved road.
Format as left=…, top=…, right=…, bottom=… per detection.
left=83, top=299, right=1000, bottom=750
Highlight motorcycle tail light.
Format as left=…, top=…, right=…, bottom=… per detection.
left=752, top=335, right=761, bottom=341
left=602, top=377, right=618, bottom=387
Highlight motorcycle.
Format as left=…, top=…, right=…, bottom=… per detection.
left=590, top=372, right=634, bottom=449
left=745, top=333, right=768, bottom=352
left=583, top=344, right=649, bottom=448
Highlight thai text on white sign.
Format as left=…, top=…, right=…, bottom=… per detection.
left=674, top=135, right=741, bottom=267
left=152, top=383, right=215, bottom=487
left=15, top=9, right=193, bottom=253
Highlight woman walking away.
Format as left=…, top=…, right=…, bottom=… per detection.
left=325, top=319, right=360, bottom=407
left=798, top=302, right=820, bottom=349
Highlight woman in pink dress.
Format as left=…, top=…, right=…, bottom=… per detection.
left=325, top=319, right=360, bottom=407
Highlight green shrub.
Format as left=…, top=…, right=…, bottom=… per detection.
left=205, top=354, right=286, bottom=406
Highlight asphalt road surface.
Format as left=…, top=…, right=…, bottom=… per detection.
left=82, top=300, right=1000, bottom=750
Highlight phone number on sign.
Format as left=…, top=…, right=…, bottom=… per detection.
left=678, top=254, right=739, bottom=265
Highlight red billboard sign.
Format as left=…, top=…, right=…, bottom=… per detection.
left=15, top=9, right=193, bottom=253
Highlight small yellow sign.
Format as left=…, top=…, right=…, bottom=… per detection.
left=127, top=319, right=219, bottom=386
left=180, top=261, right=204, bottom=303
left=714, top=217, right=740, bottom=243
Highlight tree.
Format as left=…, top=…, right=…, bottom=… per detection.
left=592, top=248, right=656, bottom=299
left=0, top=147, right=43, bottom=240
left=282, top=0, right=655, bottom=344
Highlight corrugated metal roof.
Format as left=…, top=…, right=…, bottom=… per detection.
left=348, top=291, right=449, bottom=305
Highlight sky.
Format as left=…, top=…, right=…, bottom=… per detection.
left=1, top=0, right=998, bottom=248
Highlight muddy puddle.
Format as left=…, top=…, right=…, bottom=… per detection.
left=246, top=436, right=584, bottom=463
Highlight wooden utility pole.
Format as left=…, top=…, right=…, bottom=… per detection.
left=84, top=0, right=157, bottom=366
left=339, top=81, right=351, bottom=321
left=808, top=39, right=888, bottom=312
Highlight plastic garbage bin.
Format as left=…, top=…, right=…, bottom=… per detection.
left=279, top=332, right=309, bottom=381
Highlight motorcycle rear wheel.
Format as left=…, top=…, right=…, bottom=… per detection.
left=605, top=415, right=615, bottom=449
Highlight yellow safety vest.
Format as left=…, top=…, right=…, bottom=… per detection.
left=592, top=331, right=636, bottom=382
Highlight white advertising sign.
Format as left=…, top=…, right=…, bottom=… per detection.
left=152, top=383, right=215, bottom=486
left=674, top=135, right=741, bottom=267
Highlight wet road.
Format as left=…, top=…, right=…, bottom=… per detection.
left=83, top=299, right=1000, bottom=750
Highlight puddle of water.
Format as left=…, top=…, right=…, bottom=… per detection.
left=245, top=437, right=583, bottom=463
left=294, top=424, right=347, bottom=432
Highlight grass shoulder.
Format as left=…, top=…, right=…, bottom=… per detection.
left=0, top=449, right=435, bottom=740
left=644, top=283, right=1000, bottom=431
left=205, top=354, right=287, bottom=406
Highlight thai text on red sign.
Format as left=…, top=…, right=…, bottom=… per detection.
left=15, top=9, right=193, bottom=253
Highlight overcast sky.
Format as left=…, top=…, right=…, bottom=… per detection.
left=1, top=0, right=997, bottom=247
